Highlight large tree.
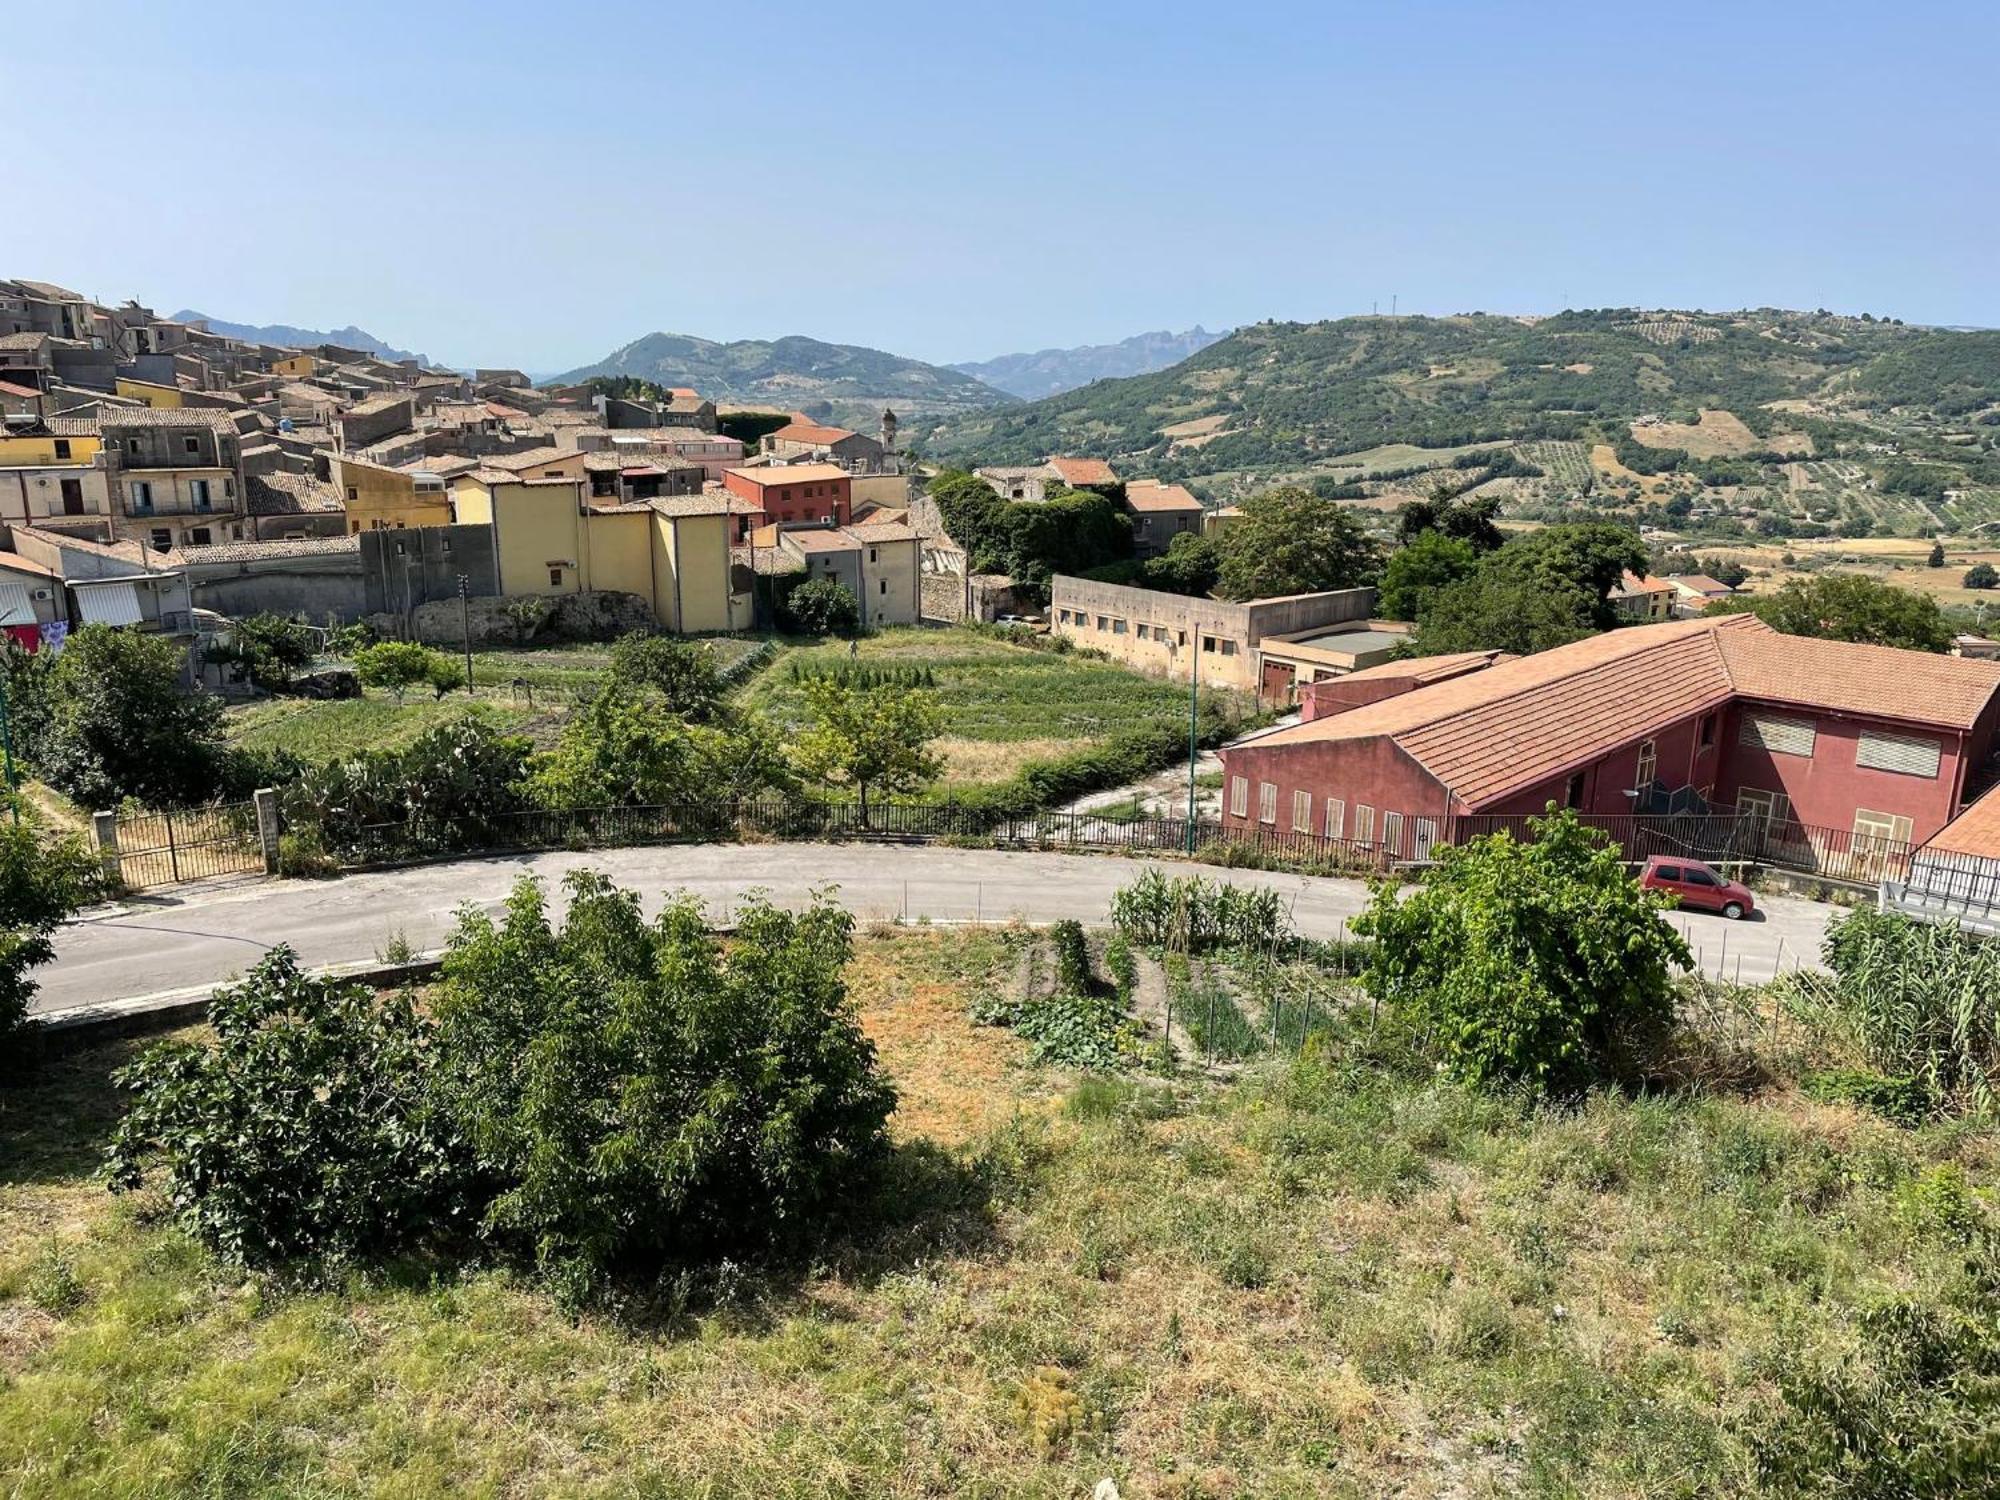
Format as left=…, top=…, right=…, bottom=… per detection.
left=1708, top=574, right=1952, bottom=653
left=1214, top=486, right=1381, bottom=601
left=39, top=625, right=229, bottom=809
left=1484, top=522, right=1648, bottom=629
left=794, top=677, right=942, bottom=824
left=1378, top=531, right=1477, bottom=621
left=1415, top=570, right=1598, bottom=657
left=0, top=813, right=99, bottom=1046
left=1395, top=488, right=1504, bottom=553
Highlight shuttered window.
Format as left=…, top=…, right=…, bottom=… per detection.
left=1739, top=711, right=1816, bottom=757
left=1258, top=782, right=1277, bottom=825
left=1855, top=728, right=1942, bottom=779
left=1292, top=789, right=1311, bottom=832
left=1229, top=775, right=1248, bottom=818
left=1854, top=808, right=1914, bottom=846
left=1414, top=819, right=1439, bottom=859
left=1354, top=805, right=1375, bottom=844
left=1382, top=811, right=1405, bottom=856
left=1324, top=799, right=1345, bottom=839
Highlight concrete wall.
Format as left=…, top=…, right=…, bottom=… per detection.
left=190, top=564, right=364, bottom=623
left=361, top=524, right=499, bottom=616
left=858, top=536, right=920, bottom=627
left=662, top=513, right=732, bottom=632
left=491, top=482, right=585, bottom=597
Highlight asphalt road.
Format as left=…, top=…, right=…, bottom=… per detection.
left=38, top=843, right=1835, bottom=1017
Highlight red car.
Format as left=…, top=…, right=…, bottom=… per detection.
left=1639, top=855, right=1755, bottom=919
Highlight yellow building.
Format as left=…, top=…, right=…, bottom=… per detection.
left=333, top=456, right=454, bottom=533
left=270, top=353, right=317, bottom=379
left=0, top=418, right=109, bottom=526
left=452, top=471, right=743, bottom=633
left=114, top=376, right=184, bottom=408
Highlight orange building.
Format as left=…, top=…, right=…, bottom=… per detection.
left=721, top=464, right=851, bottom=528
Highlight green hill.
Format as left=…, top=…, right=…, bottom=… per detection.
left=554, top=332, right=1011, bottom=428
left=921, top=308, right=2000, bottom=481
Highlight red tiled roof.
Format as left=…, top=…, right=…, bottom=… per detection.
left=1123, top=479, right=1203, bottom=513
left=0, top=379, right=40, bottom=400
left=1243, top=616, right=2000, bottom=812
left=725, top=463, right=849, bottom=488
left=1922, top=785, right=2000, bottom=859
left=1046, top=456, right=1118, bottom=487
left=768, top=421, right=859, bottom=446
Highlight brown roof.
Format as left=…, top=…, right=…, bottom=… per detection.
left=0, top=332, right=50, bottom=352
left=647, top=495, right=741, bottom=518
left=483, top=446, right=578, bottom=473
left=0, top=551, right=60, bottom=579
left=844, top=521, right=919, bottom=543
left=174, top=536, right=361, bottom=565
left=725, top=463, right=850, bottom=488
left=98, top=406, right=242, bottom=434
left=1668, top=574, right=1734, bottom=594
left=1922, top=785, right=2000, bottom=859
left=248, top=471, right=343, bottom=515
left=1331, top=649, right=1512, bottom=686
left=768, top=420, right=859, bottom=446
left=1244, top=616, right=2000, bottom=811
left=1122, top=479, right=1203, bottom=513
left=1046, top=456, right=1118, bottom=487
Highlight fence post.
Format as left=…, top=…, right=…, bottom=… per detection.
left=91, top=809, right=121, bottom=885
left=252, top=787, right=281, bottom=875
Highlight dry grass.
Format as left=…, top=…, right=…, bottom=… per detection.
left=934, top=736, right=1083, bottom=785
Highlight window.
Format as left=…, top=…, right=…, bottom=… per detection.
left=130, top=480, right=153, bottom=511
left=1292, top=789, right=1311, bottom=831
left=1219, top=639, right=1237, bottom=657
left=1698, top=712, right=1717, bottom=750
left=127, top=438, right=140, bottom=453
left=1684, top=867, right=1718, bottom=887
left=1177, top=630, right=1188, bottom=648
left=1740, top=711, right=1816, bottom=757
left=1736, top=787, right=1788, bottom=830
left=1257, top=782, right=1277, bottom=825
left=1111, top=619, right=1127, bottom=635
left=1855, top=728, right=1941, bottom=779
left=1634, top=738, right=1657, bottom=794
left=1414, top=819, right=1439, bottom=859
left=1202, top=635, right=1216, bottom=653
left=1096, top=615, right=1109, bottom=631
left=149, top=528, right=170, bottom=551
left=878, top=579, right=887, bottom=595
left=1324, top=798, right=1345, bottom=839
left=189, top=527, right=211, bottom=546
left=868, top=548, right=877, bottom=563
left=52, top=439, right=69, bottom=459
left=1853, top=808, right=1914, bottom=847
left=189, top=478, right=211, bottom=510
left=1383, top=811, right=1405, bottom=856
left=548, top=567, right=563, bottom=586
left=1656, top=864, right=1684, bottom=882
left=346, top=487, right=359, bottom=501
left=1354, top=805, right=1376, bottom=844
left=183, top=436, right=200, bottom=455
left=1230, top=775, right=1249, bottom=818
left=1564, top=770, right=1586, bottom=809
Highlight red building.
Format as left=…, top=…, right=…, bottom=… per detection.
left=721, top=464, right=852, bottom=528
left=1221, top=615, right=2000, bottom=859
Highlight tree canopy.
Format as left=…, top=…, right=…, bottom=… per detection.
left=1378, top=531, right=1477, bottom=621
left=794, top=676, right=943, bottom=821
left=1707, top=574, right=1952, bottom=653
left=37, top=625, right=230, bottom=809
left=1213, top=486, right=1381, bottom=602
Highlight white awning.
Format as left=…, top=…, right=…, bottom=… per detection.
left=71, top=580, right=144, bottom=627
left=0, top=583, right=33, bottom=627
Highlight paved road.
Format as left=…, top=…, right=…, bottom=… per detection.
left=38, top=843, right=1834, bottom=1017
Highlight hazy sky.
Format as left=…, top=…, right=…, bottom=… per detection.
left=5, top=1, right=1994, bottom=372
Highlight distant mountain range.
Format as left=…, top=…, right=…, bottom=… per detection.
left=951, top=326, right=1230, bottom=400
left=554, top=332, right=1010, bottom=430
left=172, top=310, right=433, bottom=367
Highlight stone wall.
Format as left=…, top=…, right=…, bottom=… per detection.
left=367, top=588, right=655, bottom=647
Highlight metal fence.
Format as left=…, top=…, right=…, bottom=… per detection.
left=1882, top=848, right=2000, bottom=934
left=1450, top=810, right=1917, bottom=887
left=114, top=801, right=264, bottom=888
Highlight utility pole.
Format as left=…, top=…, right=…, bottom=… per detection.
left=1185, top=621, right=1201, bottom=852
left=457, top=573, right=472, bottom=691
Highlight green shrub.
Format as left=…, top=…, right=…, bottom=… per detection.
left=353, top=640, right=464, bottom=700
left=107, top=948, right=459, bottom=1267
left=0, top=815, right=101, bottom=1049
left=782, top=577, right=861, bottom=637
left=1354, top=808, right=1690, bottom=1090
left=1012, top=989, right=1134, bottom=1071
left=37, top=624, right=230, bottom=809
left=1803, top=1068, right=1934, bottom=1126
left=282, top=716, right=534, bottom=859
left=1050, top=919, right=1092, bottom=996
left=608, top=635, right=724, bottom=720
left=432, top=873, right=896, bottom=1295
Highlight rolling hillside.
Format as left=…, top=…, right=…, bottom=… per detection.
left=555, top=332, right=1011, bottom=429
left=921, top=310, right=2000, bottom=497
left=951, top=325, right=1229, bottom=400
left=173, top=310, right=432, bottom=366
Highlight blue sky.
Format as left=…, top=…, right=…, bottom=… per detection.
left=3, top=1, right=1994, bottom=371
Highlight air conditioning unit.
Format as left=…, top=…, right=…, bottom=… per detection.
left=31, top=588, right=53, bottom=601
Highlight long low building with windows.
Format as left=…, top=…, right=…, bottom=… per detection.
left=1219, top=614, right=2000, bottom=862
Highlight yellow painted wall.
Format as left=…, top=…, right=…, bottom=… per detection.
left=114, top=377, right=183, bottom=408
left=335, top=458, right=453, bottom=533
left=584, top=511, right=653, bottom=600
left=859, top=537, right=920, bottom=626
left=271, top=354, right=317, bottom=378
left=660, top=513, right=732, bottom=632
left=491, top=482, right=585, bottom=597
left=451, top=476, right=495, bottom=525
left=849, top=473, right=912, bottom=512
left=0, top=431, right=101, bottom=467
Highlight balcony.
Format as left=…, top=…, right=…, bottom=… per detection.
left=124, top=496, right=237, bottom=519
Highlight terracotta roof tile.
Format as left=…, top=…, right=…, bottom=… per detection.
left=1717, top=629, right=2000, bottom=731
left=768, top=421, right=860, bottom=446
left=1046, top=456, right=1118, bottom=487
left=1922, top=785, right=2000, bottom=858
left=1123, top=479, right=1203, bottom=513
left=725, top=463, right=850, bottom=487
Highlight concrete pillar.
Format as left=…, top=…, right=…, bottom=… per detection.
left=91, top=810, right=121, bottom=885
left=253, top=788, right=281, bottom=874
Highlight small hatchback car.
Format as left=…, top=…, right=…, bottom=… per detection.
left=1639, top=855, right=1755, bottom=919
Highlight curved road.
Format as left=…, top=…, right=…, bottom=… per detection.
left=39, top=843, right=1834, bottom=1019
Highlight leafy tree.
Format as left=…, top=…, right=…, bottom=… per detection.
left=1414, top=569, right=1597, bottom=656
left=926, top=471, right=1134, bottom=590
left=353, top=641, right=465, bottom=701
left=39, top=624, right=228, bottom=809
left=208, top=613, right=316, bottom=692
left=527, top=688, right=793, bottom=811
left=782, top=577, right=861, bottom=637
left=1379, top=531, right=1477, bottom=621
left=0, top=642, right=55, bottom=775
left=608, top=634, right=724, bottom=720
left=0, top=814, right=100, bottom=1048
left=431, top=873, right=896, bottom=1296
left=282, top=717, right=533, bottom=857
left=1964, top=563, right=1998, bottom=590
left=794, top=676, right=942, bottom=822
left=1214, top=485, right=1381, bottom=601
left=1928, top=541, right=1947, bottom=568
left=1395, top=489, right=1504, bottom=552
left=1484, top=522, right=1648, bottom=628
left=1354, top=809, right=1691, bottom=1090
left=1708, top=574, right=1952, bottom=652
left=1700, top=557, right=1750, bottom=588
left=1141, top=531, right=1222, bottom=596
left=107, top=947, right=458, bottom=1264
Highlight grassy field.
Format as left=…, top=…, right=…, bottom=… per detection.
left=2, top=926, right=1993, bottom=1496
left=223, top=691, right=549, bottom=761
left=741, top=628, right=1225, bottom=790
